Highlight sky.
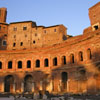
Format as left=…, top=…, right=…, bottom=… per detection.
left=0, top=0, right=100, bottom=36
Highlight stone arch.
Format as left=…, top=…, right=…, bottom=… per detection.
left=24, top=75, right=33, bottom=92
left=61, top=72, right=68, bottom=91
left=4, top=75, right=14, bottom=92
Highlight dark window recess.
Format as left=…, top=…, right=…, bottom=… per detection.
left=4, top=34, right=7, bottom=37
left=70, top=54, right=74, bottom=63
left=0, top=62, right=2, bottom=69
left=8, top=61, right=12, bottom=69
left=79, top=52, right=83, bottom=61
left=2, top=40, right=7, bottom=46
left=0, top=26, right=1, bottom=30
left=61, top=72, right=68, bottom=90
left=54, top=29, right=56, bottom=32
left=13, top=27, right=17, bottom=31
left=18, top=61, right=22, bottom=69
left=94, top=25, right=98, bottom=30
left=20, top=42, right=23, bottom=46
left=13, top=43, right=16, bottom=47
left=62, top=56, right=66, bottom=65
left=53, top=57, right=57, bottom=66
left=33, top=41, right=35, bottom=44
left=36, top=60, right=40, bottom=68
left=27, top=60, right=31, bottom=68
left=23, top=27, right=27, bottom=30
left=44, top=59, right=49, bottom=67
left=87, top=49, right=92, bottom=59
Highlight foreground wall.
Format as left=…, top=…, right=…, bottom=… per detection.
left=0, top=2, right=100, bottom=94
left=0, top=28, right=100, bottom=94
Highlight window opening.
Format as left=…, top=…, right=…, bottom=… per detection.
left=18, top=61, right=22, bottom=69
left=8, top=61, right=12, bottom=69
left=36, top=60, right=40, bottom=68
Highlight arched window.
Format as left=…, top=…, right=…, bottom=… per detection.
left=27, top=60, right=31, bottom=68
left=61, top=56, right=66, bottom=65
left=44, top=58, right=49, bottom=67
left=36, top=60, right=40, bottom=68
left=87, top=48, right=92, bottom=59
left=8, top=61, right=12, bottom=69
left=79, top=51, right=83, bottom=61
left=70, top=54, right=74, bottom=63
left=53, top=57, right=57, bottom=66
left=0, top=61, right=2, bottom=69
left=18, top=61, right=22, bottom=69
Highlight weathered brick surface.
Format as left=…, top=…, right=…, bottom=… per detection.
left=0, top=2, right=100, bottom=94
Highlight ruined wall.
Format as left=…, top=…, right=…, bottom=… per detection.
left=0, top=2, right=100, bottom=94
left=7, top=22, right=67, bottom=50
left=0, top=8, right=7, bottom=23
left=0, top=8, right=8, bottom=50
left=89, top=2, right=100, bottom=26
left=0, top=29, right=100, bottom=93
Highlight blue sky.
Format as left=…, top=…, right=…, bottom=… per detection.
left=0, top=0, right=100, bottom=36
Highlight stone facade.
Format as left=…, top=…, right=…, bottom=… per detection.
left=0, top=2, right=100, bottom=94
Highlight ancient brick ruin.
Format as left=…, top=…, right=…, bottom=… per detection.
left=0, top=2, right=100, bottom=94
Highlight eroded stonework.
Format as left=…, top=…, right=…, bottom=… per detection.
left=0, top=2, right=100, bottom=94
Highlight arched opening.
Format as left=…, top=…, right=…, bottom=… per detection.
left=0, top=61, right=2, bottom=69
left=36, top=59, right=40, bottom=68
left=70, top=54, right=74, bottom=63
left=61, top=72, right=68, bottom=91
left=18, top=61, right=22, bottom=69
left=44, top=58, right=49, bottom=67
left=4, top=75, right=14, bottom=92
left=24, top=75, right=33, bottom=92
left=79, top=51, right=83, bottom=61
left=61, top=56, right=66, bottom=65
left=8, top=61, right=12, bottom=69
left=53, top=57, right=57, bottom=66
left=27, top=60, right=31, bottom=68
left=87, top=48, right=92, bottom=59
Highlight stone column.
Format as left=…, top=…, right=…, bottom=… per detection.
left=13, top=82, right=15, bottom=93
left=40, top=81, right=43, bottom=90
left=58, top=80, right=61, bottom=92
left=21, top=82, right=24, bottom=92
left=67, top=79, right=70, bottom=92
left=2, top=81, right=4, bottom=92
left=32, top=82, right=34, bottom=92
left=49, top=80, right=53, bottom=92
